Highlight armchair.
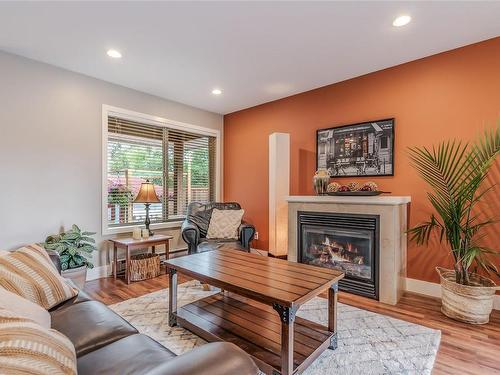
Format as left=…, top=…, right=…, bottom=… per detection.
left=181, top=202, right=256, bottom=254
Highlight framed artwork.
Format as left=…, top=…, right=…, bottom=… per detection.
left=316, top=118, right=394, bottom=177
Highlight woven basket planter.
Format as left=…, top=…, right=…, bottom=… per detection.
left=129, top=253, right=160, bottom=282
left=436, top=267, right=499, bottom=324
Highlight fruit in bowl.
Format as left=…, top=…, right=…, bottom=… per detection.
left=326, top=182, right=341, bottom=192
left=360, top=181, right=378, bottom=191
left=338, top=185, right=351, bottom=192
left=347, top=182, right=360, bottom=191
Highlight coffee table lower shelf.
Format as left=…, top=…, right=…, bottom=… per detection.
left=176, top=292, right=334, bottom=375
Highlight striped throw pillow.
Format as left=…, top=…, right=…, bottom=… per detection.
left=0, top=244, right=78, bottom=309
left=0, top=308, right=76, bottom=375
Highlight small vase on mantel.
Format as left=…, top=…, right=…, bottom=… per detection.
left=313, top=169, right=330, bottom=195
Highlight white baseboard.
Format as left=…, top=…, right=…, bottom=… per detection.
left=86, top=265, right=111, bottom=281
left=405, top=277, right=500, bottom=310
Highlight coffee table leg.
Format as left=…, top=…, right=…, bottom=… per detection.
left=113, top=244, right=117, bottom=280
left=168, top=268, right=178, bottom=327
left=273, top=303, right=296, bottom=375
left=328, top=282, right=338, bottom=350
left=126, top=246, right=131, bottom=284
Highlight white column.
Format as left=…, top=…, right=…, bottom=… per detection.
left=269, top=133, right=290, bottom=257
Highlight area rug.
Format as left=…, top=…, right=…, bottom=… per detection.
left=110, top=281, right=441, bottom=374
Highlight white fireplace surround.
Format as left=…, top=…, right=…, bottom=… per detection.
left=286, top=195, right=411, bottom=305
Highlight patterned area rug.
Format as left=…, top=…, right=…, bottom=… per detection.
left=110, top=281, right=441, bottom=375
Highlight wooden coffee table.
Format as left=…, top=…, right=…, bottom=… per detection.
left=165, top=247, right=344, bottom=375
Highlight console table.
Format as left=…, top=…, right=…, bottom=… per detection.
left=109, top=234, right=172, bottom=284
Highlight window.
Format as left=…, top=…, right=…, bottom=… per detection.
left=103, top=107, right=218, bottom=234
left=380, top=136, right=389, bottom=149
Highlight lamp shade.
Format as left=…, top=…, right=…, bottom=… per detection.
left=133, top=180, right=161, bottom=203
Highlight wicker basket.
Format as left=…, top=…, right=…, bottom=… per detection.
left=436, top=267, right=499, bottom=324
left=129, top=253, right=161, bottom=282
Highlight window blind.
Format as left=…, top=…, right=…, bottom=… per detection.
left=107, top=116, right=216, bottom=228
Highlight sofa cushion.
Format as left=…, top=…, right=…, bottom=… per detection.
left=0, top=287, right=51, bottom=329
left=0, top=308, right=77, bottom=375
left=146, top=342, right=260, bottom=375
left=0, top=244, right=78, bottom=309
left=50, top=300, right=138, bottom=356
left=77, top=334, right=175, bottom=375
left=49, top=285, right=93, bottom=312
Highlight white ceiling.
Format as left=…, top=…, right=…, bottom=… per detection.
left=0, top=2, right=499, bottom=114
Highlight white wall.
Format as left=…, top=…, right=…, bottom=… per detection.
left=0, top=51, right=223, bottom=269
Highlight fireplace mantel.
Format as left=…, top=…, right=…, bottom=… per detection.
left=286, top=195, right=411, bottom=205
left=286, top=195, right=411, bottom=305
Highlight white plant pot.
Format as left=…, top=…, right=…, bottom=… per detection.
left=62, top=265, right=87, bottom=289
left=436, top=267, right=499, bottom=324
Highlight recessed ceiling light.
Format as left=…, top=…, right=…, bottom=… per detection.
left=393, top=15, right=411, bottom=27
left=107, top=49, right=122, bottom=58
left=212, top=89, right=222, bottom=95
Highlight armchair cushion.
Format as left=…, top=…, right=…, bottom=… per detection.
left=206, top=209, right=244, bottom=239
left=186, top=202, right=242, bottom=237
left=197, top=240, right=247, bottom=253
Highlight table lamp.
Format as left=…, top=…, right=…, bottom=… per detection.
left=133, top=179, right=160, bottom=236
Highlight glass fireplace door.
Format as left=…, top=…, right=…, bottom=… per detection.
left=301, top=225, right=374, bottom=282
left=297, top=211, right=379, bottom=299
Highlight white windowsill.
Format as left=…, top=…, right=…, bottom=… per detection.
left=103, top=220, right=183, bottom=236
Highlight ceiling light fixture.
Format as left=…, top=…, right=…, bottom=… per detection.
left=107, top=49, right=122, bottom=58
left=392, top=15, right=411, bottom=27
left=212, top=88, right=222, bottom=95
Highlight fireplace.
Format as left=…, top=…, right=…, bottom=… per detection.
left=297, top=211, right=379, bottom=299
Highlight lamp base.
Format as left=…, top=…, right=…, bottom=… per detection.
left=144, top=203, right=154, bottom=237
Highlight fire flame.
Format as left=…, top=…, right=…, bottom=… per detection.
left=318, top=236, right=364, bottom=265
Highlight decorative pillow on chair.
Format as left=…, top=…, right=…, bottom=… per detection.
left=206, top=208, right=244, bottom=239
left=0, top=244, right=78, bottom=309
left=0, top=308, right=77, bottom=375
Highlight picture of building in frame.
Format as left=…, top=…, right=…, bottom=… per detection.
left=317, top=119, right=394, bottom=177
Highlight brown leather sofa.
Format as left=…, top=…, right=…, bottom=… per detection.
left=47, top=251, right=259, bottom=375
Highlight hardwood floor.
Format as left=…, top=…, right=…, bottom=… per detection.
left=85, top=268, right=500, bottom=375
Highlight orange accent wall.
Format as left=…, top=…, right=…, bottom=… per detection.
left=224, top=37, right=500, bottom=285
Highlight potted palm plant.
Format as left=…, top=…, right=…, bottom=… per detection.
left=408, top=127, right=499, bottom=324
left=43, top=225, right=97, bottom=289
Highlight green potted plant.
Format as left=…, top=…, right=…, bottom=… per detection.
left=408, top=127, right=499, bottom=324
left=43, top=224, right=97, bottom=288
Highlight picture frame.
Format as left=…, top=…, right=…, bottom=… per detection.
left=316, top=118, right=395, bottom=177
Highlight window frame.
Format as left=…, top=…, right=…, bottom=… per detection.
left=102, top=104, right=221, bottom=235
